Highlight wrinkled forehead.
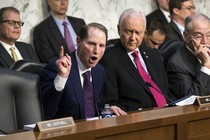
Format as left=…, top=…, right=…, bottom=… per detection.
left=120, top=16, right=146, bottom=30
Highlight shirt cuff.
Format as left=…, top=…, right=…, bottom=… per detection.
left=200, top=66, right=210, bottom=76
left=54, top=75, right=68, bottom=91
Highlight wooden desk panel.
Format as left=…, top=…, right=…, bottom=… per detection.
left=2, top=105, right=210, bottom=140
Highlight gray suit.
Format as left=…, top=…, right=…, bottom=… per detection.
left=166, top=44, right=210, bottom=99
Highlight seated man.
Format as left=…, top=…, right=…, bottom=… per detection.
left=41, top=23, right=107, bottom=120
left=166, top=13, right=210, bottom=99
left=143, top=18, right=166, bottom=49
left=0, top=7, right=39, bottom=68
left=100, top=8, right=173, bottom=116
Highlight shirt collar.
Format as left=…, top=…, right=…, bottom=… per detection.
left=173, top=19, right=185, bottom=33
left=0, top=41, right=16, bottom=52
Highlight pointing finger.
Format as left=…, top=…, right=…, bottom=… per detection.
left=59, top=46, right=64, bottom=58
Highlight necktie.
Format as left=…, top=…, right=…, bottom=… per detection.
left=10, top=47, right=19, bottom=62
left=83, top=71, right=95, bottom=118
left=132, top=51, right=166, bottom=108
left=63, top=21, right=75, bottom=53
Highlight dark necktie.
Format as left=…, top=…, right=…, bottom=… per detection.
left=83, top=71, right=95, bottom=118
left=63, top=21, right=75, bottom=53
left=132, top=51, right=166, bottom=108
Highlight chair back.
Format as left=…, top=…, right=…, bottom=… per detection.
left=0, top=68, right=44, bottom=133
left=158, top=40, right=184, bottom=68
left=10, top=60, right=46, bottom=76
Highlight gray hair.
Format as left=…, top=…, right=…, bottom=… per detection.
left=185, top=13, right=210, bottom=32
left=118, top=8, right=146, bottom=30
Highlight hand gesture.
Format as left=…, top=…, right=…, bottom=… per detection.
left=56, top=46, right=72, bottom=78
left=195, top=44, right=210, bottom=68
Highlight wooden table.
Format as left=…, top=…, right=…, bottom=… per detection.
left=1, top=105, right=210, bottom=140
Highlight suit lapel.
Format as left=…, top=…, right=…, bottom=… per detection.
left=117, top=44, right=150, bottom=92
left=0, top=43, right=14, bottom=67
left=170, top=21, right=184, bottom=41
left=181, top=45, right=201, bottom=72
left=70, top=52, right=85, bottom=117
left=140, top=45, right=164, bottom=88
left=68, top=17, right=81, bottom=35
left=48, top=16, right=70, bottom=55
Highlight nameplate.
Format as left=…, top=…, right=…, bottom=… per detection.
left=35, top=117, right=75, bottom=132
left=194, top=96, right=210, bottom=106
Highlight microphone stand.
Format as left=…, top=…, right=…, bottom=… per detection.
left=145, top=82, right=176, bottom=107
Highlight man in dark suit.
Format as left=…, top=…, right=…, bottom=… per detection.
left=33, top=0, right=85, bottom=63
left=165, top=0, right=195, bottom=42
left=41, top=23, right=107, bottom=120
left=0, top=7, right=39, bottom=68
left=146, top=0, right=170, bottom=25
left=100, top=8, right=172, bottom=116
left=166, top=13, right=210, bottom=99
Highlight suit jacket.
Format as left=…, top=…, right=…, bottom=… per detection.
left=0, top=41, right=39, bottom=68
left=165, top=20, right=184, bottom=42
left=166, top=44, right=210, bottom=99
left=146, top=8, right=169, bottom=25
left=33, top=15, right=85, bottom=63
left=100, top=42, right=171, bottom=111
left=41, top=51, right=105, bottom=120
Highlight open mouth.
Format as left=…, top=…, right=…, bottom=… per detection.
left=90, top=56, right=97, bottom=61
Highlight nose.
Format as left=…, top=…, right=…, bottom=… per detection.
left=200, top=36, right=208, bottom=44
left=130, top=32, right=137, bottom=41
left=93, top=45, right=99, bottom=54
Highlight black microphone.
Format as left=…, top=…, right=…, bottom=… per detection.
left=0, top=129, right=7, bottom=135
left=95, top=100, right=102, bottom=119
left=145, top=82, right=176, bottom=107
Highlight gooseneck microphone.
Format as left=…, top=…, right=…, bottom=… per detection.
left=145, top=82, right=176, bottom=107
left=95, top=100, right=102, bottom=119
left=0, top=129, right=7, bottom=135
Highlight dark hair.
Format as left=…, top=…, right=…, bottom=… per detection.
left=169, top=0, right=189, bottom=15
left=78, top=22, right=108, bottom=42
left=0, top=7, right=20, bottom=21
left=146, top=18, right=166, bottom=35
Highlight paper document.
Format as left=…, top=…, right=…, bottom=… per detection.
left=24, top=124, right=36, bottom=130
left=175, top=95, right=198, bottom=106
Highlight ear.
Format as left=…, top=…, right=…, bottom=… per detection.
left=144, top=30, right=148, bottom=35
left=76, top=37, right=81, bottom=49
left=183, top=31, right=190, bottom=42
left=117, top=25, right=120, bottom=36
left=173, top=8, right=180, bottom=16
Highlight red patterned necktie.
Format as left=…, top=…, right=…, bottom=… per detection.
left=83, top=71, right=95, bottom=118
left=63, top=21, right=75, bottom=53
left=132, top=51, right=166, bottom=108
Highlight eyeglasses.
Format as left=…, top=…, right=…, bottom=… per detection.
left=0, top=20, right=24, bottom=27
left=191, top=33, right=210, bottom=41
left=181, top=6, right=196, bottom=11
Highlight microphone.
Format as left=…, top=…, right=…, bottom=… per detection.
left=0, top=129, right=7, bottom=135
left=95, top=100, right=102, bottom=119
left=145, top=82, right=176, bottom=107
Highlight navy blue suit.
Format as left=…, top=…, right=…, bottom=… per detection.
left=41, top=51, right=105, bottom=120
